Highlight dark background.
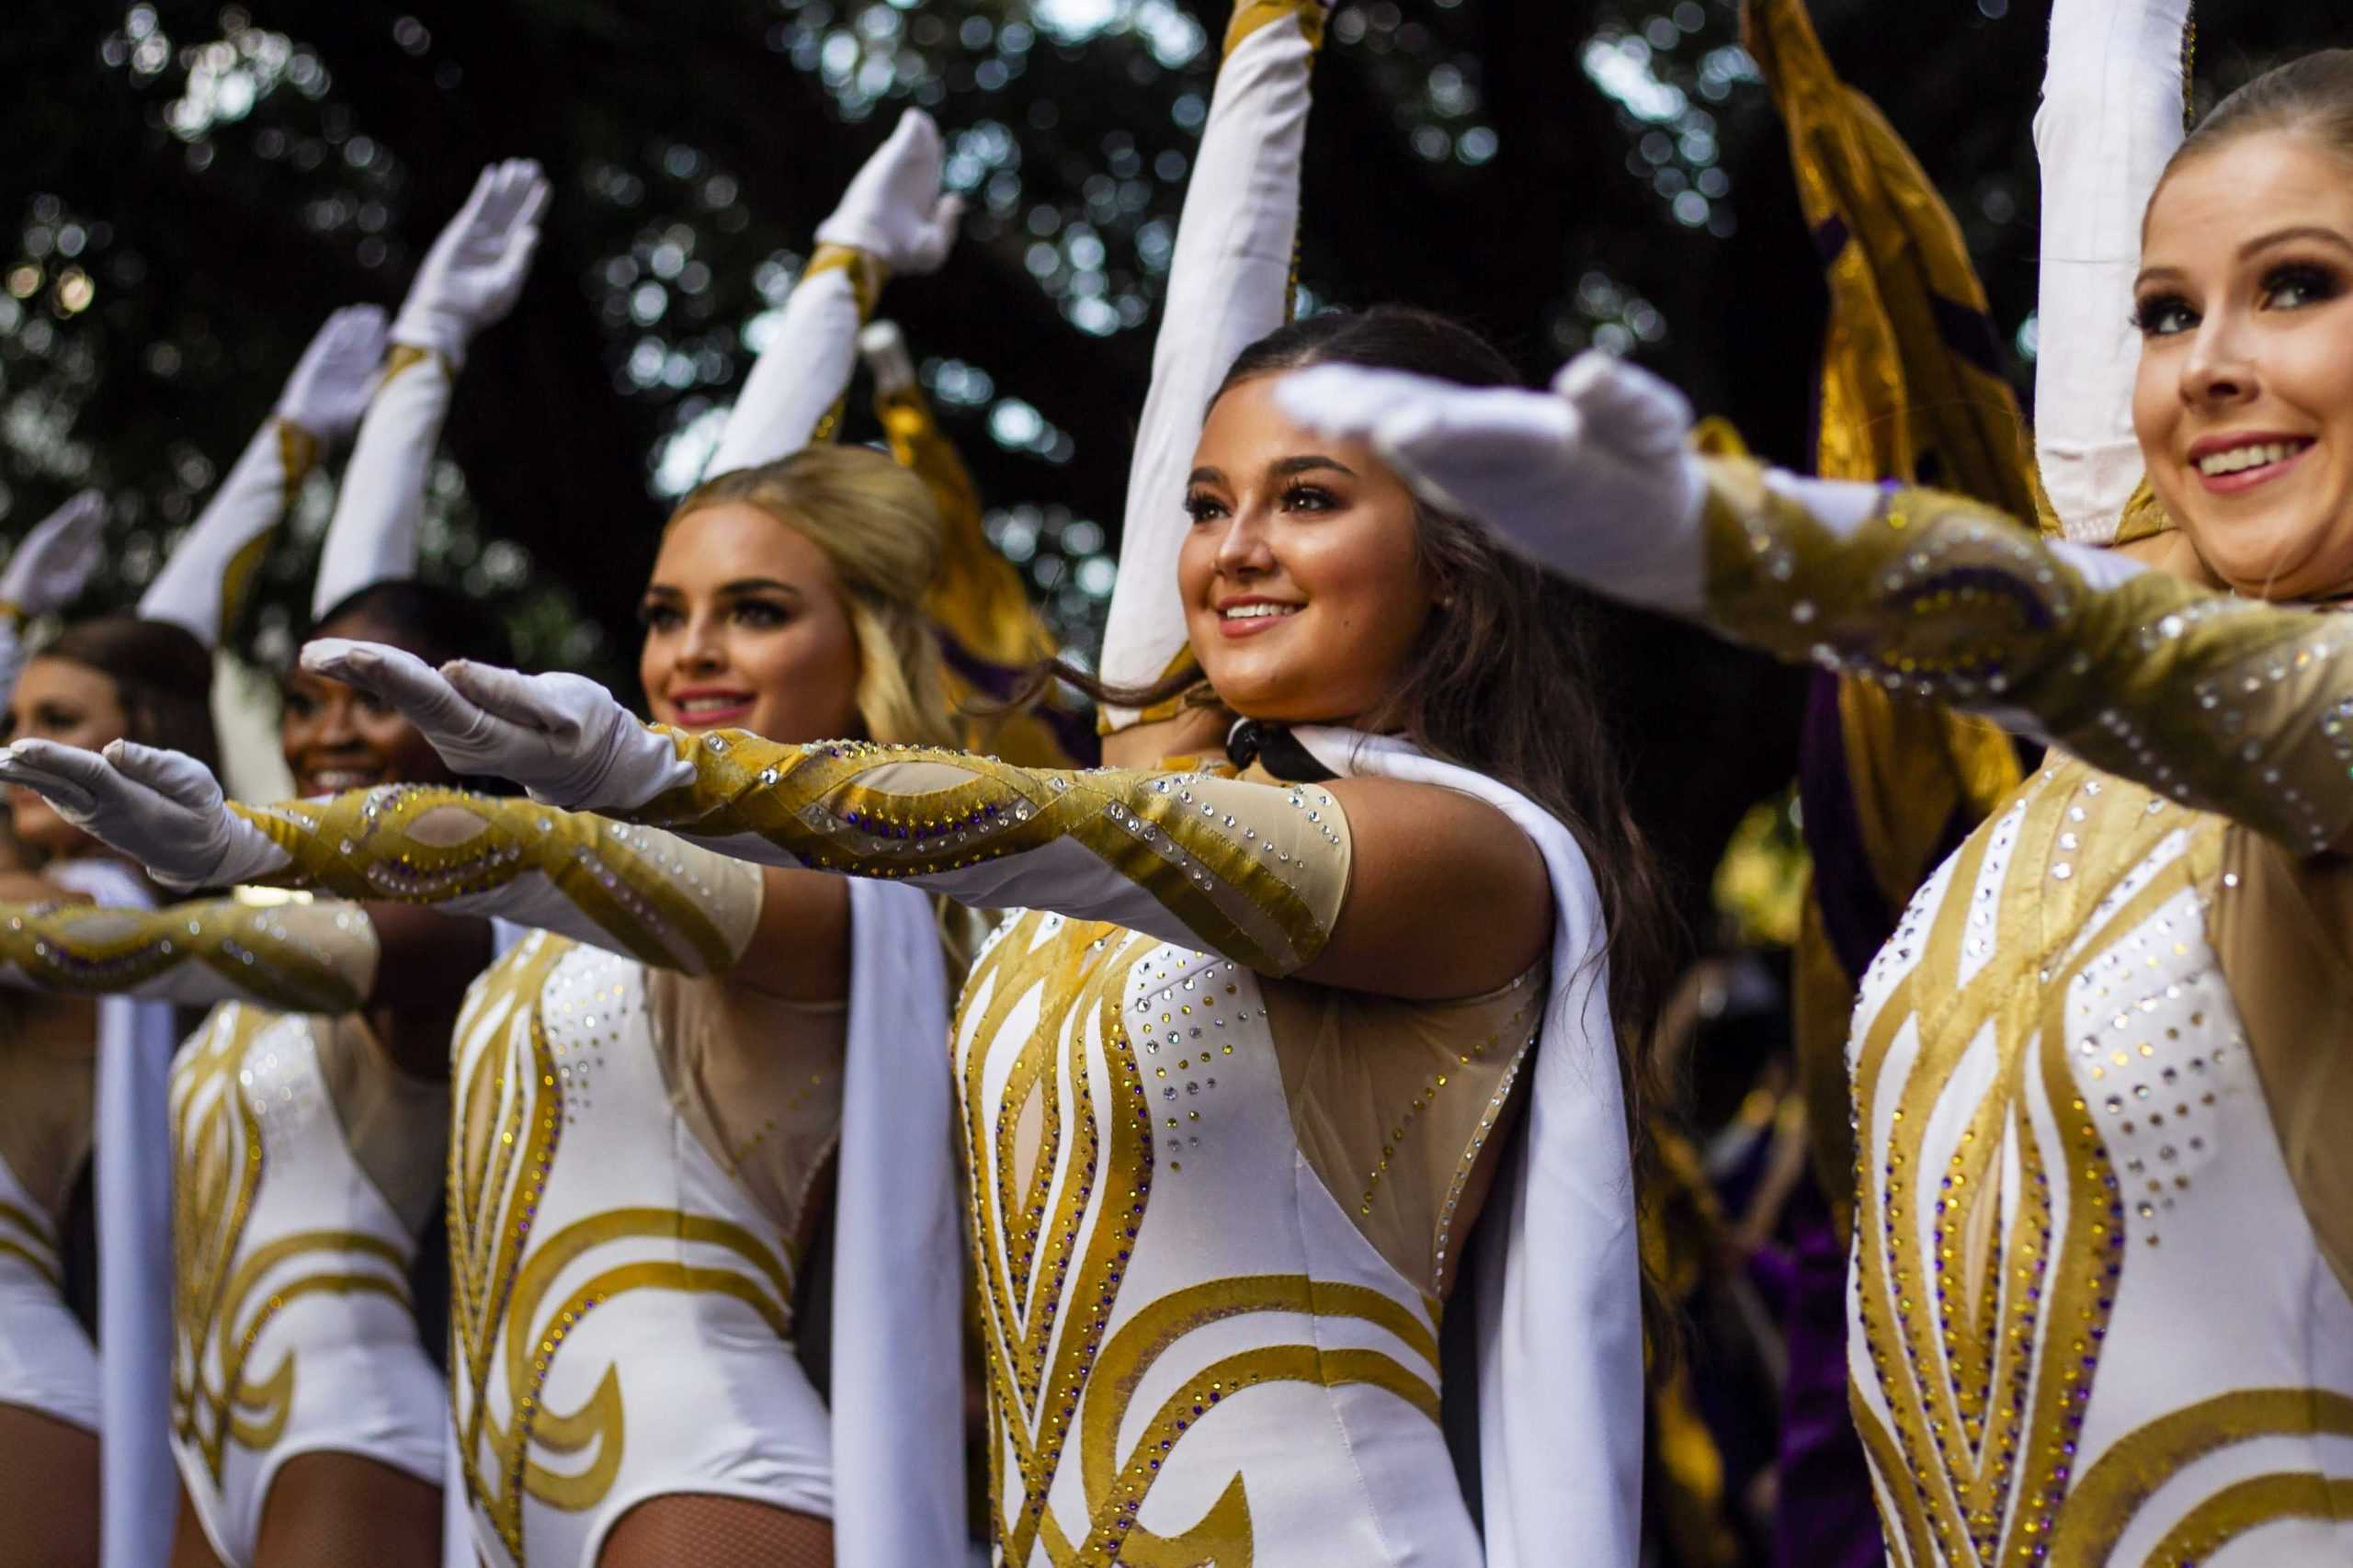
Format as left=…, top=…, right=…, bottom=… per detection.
left=0, top=0, right=2327, bottom=921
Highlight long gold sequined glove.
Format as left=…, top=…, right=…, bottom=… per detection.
left=230, top=787, right=761, bottom=975
left=0, top=739, right=759, bottom=976
left=295, top=640, right=1354, bottom=973
left=614, top=738, right=1350, bottom=975
left=1691, top=456, right=2353, bottom=851
left=1279, top=353, right=2353, bottom=853
left=0, top=894, right=376, bottom=1014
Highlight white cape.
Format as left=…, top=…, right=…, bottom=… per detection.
left=1294, top=728, right=1643, bottom=1567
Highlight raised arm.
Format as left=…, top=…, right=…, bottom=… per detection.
left=2032, top=0, right=2192, bottom=543
left=140, top=305, right=387, bottom=645
left=1099, top=0, right=1332, bottom=739
left=0, top=489, right=107, bottom=700
left=312, top=161, right=547, bottom=616
left=1278, top=355, right=2353, bottom=855
left=0, top=893, right=376, bottom=1014
left=702, top=110, right=961, bottom=476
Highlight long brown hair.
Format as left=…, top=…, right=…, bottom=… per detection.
left=39, top=613, right=222, bottom=777
left=1068, top=305, right=1681, bottom=1338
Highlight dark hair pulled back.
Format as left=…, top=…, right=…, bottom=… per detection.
left=307, top=578, right=516, bottom=672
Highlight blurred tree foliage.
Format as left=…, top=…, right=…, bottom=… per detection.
left=0, top=0, right=2322, bottom=915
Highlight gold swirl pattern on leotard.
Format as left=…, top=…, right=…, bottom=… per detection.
left=0, top=1192, right=63, bottom=1290
left=231, top=785, right=756, bottom=975
left=1698, top=455, right=2353, bottom=852
left=619, top=734, right=1347, bottom=978
left=446, top=935, right=800, bottom=1559
left=170, top=1003, right=410, bottom=1480
left=1849, top=761, right=2353, bottom=1563
left=959, top=915, right=1444, bottom=1565
left=0, top=895, right=373, bottom=1014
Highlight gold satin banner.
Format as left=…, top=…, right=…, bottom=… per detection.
left=874, top=377, right=1082, bottom=767
left=1745, top=0, right=2029, bottom=1230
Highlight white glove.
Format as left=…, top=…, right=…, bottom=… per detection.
left=390, top=159, right=551, bottom=362
left=814, top=110, right=964, bottom=275
left=0, top=490, right=108, bottom=619
left=0, top=739, right=288, bottom=890
left=1273, top=353, right=1711, bottom=611
left=301, top=639, right=690, bottom=812
left=273, top=304, right=391, bottom=442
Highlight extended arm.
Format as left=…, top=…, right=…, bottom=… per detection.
left=141, top=305, right=387, bottom=645
left=2032, top=0, right=2192, bottom=543
left=1278, top=356, right=2353, bottom=854
left=306, top=642, right=1552, bottom=995
left=17, top=770, right=767, bottom=992
left=1099, top=0, right=1331, bottom=736
left=0, top=893, right=377, bottom=1014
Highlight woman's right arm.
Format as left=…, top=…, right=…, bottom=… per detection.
left=257, top=644, right=1545, bottom=997
left=2031, top=0, right=2192, bottom=544
left=140, top=305, right=386, bottom=646
left=1099, top=0, right=1332, bottom=760
left=311, top=162, right=547, bottom=617
left=702, top=110, right=960, bottom=476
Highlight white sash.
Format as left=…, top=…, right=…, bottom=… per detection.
left=833, top=878, right=966, bottom=1565
left=1294, top=729, right=1643, bottom=1568
left=49, top=858, right=179, bottom=1568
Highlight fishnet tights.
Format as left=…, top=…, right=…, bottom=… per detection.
left=250, top=1451, right=440, bottom=1568
left=0, top=1403, right=97, bottom=1568
left=600, top=1493, right=835, bottom=1568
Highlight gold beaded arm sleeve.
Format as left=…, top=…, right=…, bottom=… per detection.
left=0, top=894, right=376, bottom=1014
left=1701, top=455, right=2353, bottom=852
left=226, top=786, right=762, bottom=975
left=613, top=736, right=1351, bottom=975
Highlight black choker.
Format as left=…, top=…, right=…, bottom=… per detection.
left=1225, top=719, right=1336, bottom=783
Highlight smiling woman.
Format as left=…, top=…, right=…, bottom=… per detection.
left=2130, top=50, right=2353, bottom=601
left=0, top=612, right=221, bottom=1568
left=287, top=580, right=515, bottom=799
left=638, top=447, right=951, bottom=751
